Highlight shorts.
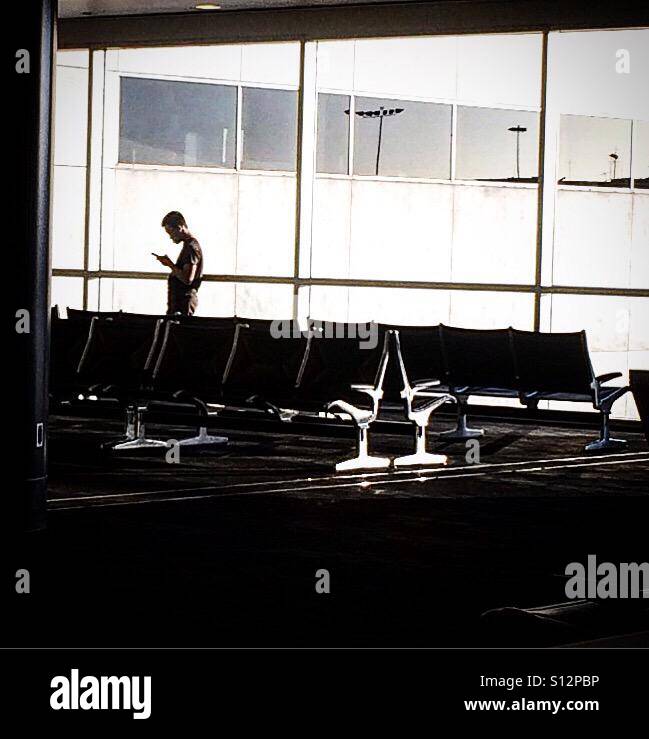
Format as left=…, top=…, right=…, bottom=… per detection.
left=167, top=288, right=199, bottom=316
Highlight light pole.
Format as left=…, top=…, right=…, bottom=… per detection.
left=346, top=105, right=404, bottom=176
left=609, top=152, right=619, bottom=182
left=508, top=125, right=528, bottom=180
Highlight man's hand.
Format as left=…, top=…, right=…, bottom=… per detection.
left=155, top=254, right=174, bottom=268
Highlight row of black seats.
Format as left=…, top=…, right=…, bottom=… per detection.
left=50, top=308, right=630, bottom=469
left=51, top=310, right=397, bottom=470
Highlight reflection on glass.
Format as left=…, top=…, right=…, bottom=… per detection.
left=632, top=120, right=649, bottom=189
left=455, top=106, right=539, bottom=182
left=241, top=87, right=298, bottom=172
left=558, top=114, right=631, bottom=187
left=316, top=93, right=350, bottom=175
left=352, top=97, right=451, bottom=179
left=119, top=77, right=237, bottom=168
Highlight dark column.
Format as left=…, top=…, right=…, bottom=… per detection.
left=11, top=1, right=56, bottom=532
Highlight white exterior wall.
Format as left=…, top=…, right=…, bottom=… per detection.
left=52, top=50, right=89, bottom=271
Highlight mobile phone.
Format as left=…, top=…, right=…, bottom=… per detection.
left=151, top=252, right=161, bottom=258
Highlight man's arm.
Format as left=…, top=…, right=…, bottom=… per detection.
left=157, top=255, right=197, bottom=285
left=170, top=262, right=197, bottom=285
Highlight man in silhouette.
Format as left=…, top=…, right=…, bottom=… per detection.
left=155, top=211, right=203, bottom=316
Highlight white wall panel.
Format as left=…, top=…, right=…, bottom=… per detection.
left=52, top=166, right=86, bottom=270
left=353, top=36, right=457, bottom=100
left=99, top=278, right=166, bottom=314
left=87, top=279, right=100, bottom=311
left=449, top=290, right=534, bottom=329
left=100, top=167, right=116, bottom=270
left=456, top=33, right=542, bottom=108
left=553, top=190, right=632, bottom=288
left=548, top=30, right=649, bottom=120
left=241, top=42, right=300, bottom=87
left=54, top=65, right=88, bottom=167
left=349, top=180, right=453, bottom=282
left=348, top=287, right=451, bottom=325
left=315, top=40, right=355, bottom=91
left=549, top=294, right=630, bottom=352
left=629, top=296, right=649, bottom=351
left=112, top=168, right=238, bottom=273
left=311, top=177, right=351, bottom=279
left=194, top=282, right=236, bottom=317
left=630, top=194, right=649, bottom=290
left=88, top=51, right=106, bottom=272
left=308, top=286, right=350, bottom=322
left=236, top=175, right=296, bottom=277
left=116, top=45, right=242, bottom=81
left=234, top=283, right=294, bottom=319
left=57, top=50, right=89, bottom=69
left=451, top=185, right=537, bottom=285
left=102, top=71, right=121, bottom=168
left=51, top=277, right=84, bottom=311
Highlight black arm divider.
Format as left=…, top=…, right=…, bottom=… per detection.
left=50, top=309, right=631, bottom=461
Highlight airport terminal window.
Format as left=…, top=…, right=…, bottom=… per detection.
left=241, top=87, right=298, bottom=171
left=119, top=77, right=237, bottom=168
left=352, top=97, right=452, bottom=179
left=632, top=120, right=649, bottom=189
left=455, top=106, right=539, bottom=182
left=557, top=114, right=631, bottom=187
left=316, top=93, right=350, bottom=175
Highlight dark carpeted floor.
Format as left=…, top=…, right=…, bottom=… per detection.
left=6, top=410, right=648, bottom=648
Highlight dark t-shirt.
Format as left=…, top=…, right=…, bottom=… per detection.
left=168, top=237, right=203, bottom=302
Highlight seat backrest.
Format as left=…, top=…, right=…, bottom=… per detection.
left=177, top=314, right=234, bottom=329
left=510, top=329, right=593, bottom=395
left=152, top=322, right=237, bottom=397
left=67, top=308, right=122, bottom=321
left=50, top=316, right=94, bottom=395
left=223, top=323, right=310, bottom=402
left=77, top=317, right=163, bottom=389
left=379, top=324, right=445, bottom=399
left=234, top=316, right=292, bottom=332
left=440, top=324, right=516, bottom=390
left=297, top=329, right=389, bottom=404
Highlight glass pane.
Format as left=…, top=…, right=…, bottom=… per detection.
left=316, top=93, right=350, bottom=175
left=352, top=97, right=451, bottom=179
left=633, top=120, right=649, bottom=189
left=558, top=114, right=631, bottom=187
left=456, top=106, right=539, bottom=182
left=241, top=87, right=298, bottom=171
left=119, top=76, right=237, bottom=168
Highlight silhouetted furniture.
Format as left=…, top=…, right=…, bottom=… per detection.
left=390, top=329, right=452, bottom=467
left=51, top=310, right=632, bottom=463
left=297, top=329, right=391, bottom=470
left=49, top=314, right=94, bottom=400
left=439, top=325, right=519, bottom=440
left=76, top=316, right=168, bottom=448
left=66, top=307, right=123, bottom=321
left=630, top=370, right=649, bottom=444
left=222, top=323, right=309, bottom=418
left=511, top=329, right=629, bottom=451
left=148, top=321, right=238, bottom=447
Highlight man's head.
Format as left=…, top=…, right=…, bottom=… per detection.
left=161, top=211, right=189, bottom=244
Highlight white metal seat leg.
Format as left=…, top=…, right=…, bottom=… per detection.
left=112, top=406, right=167, bottom=450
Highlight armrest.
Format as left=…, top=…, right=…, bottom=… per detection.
left=411, top=379, right=441, bottom=392
left=596, top=372, right=622, bottom=384
left=350, top=383, right=383, bottom=401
